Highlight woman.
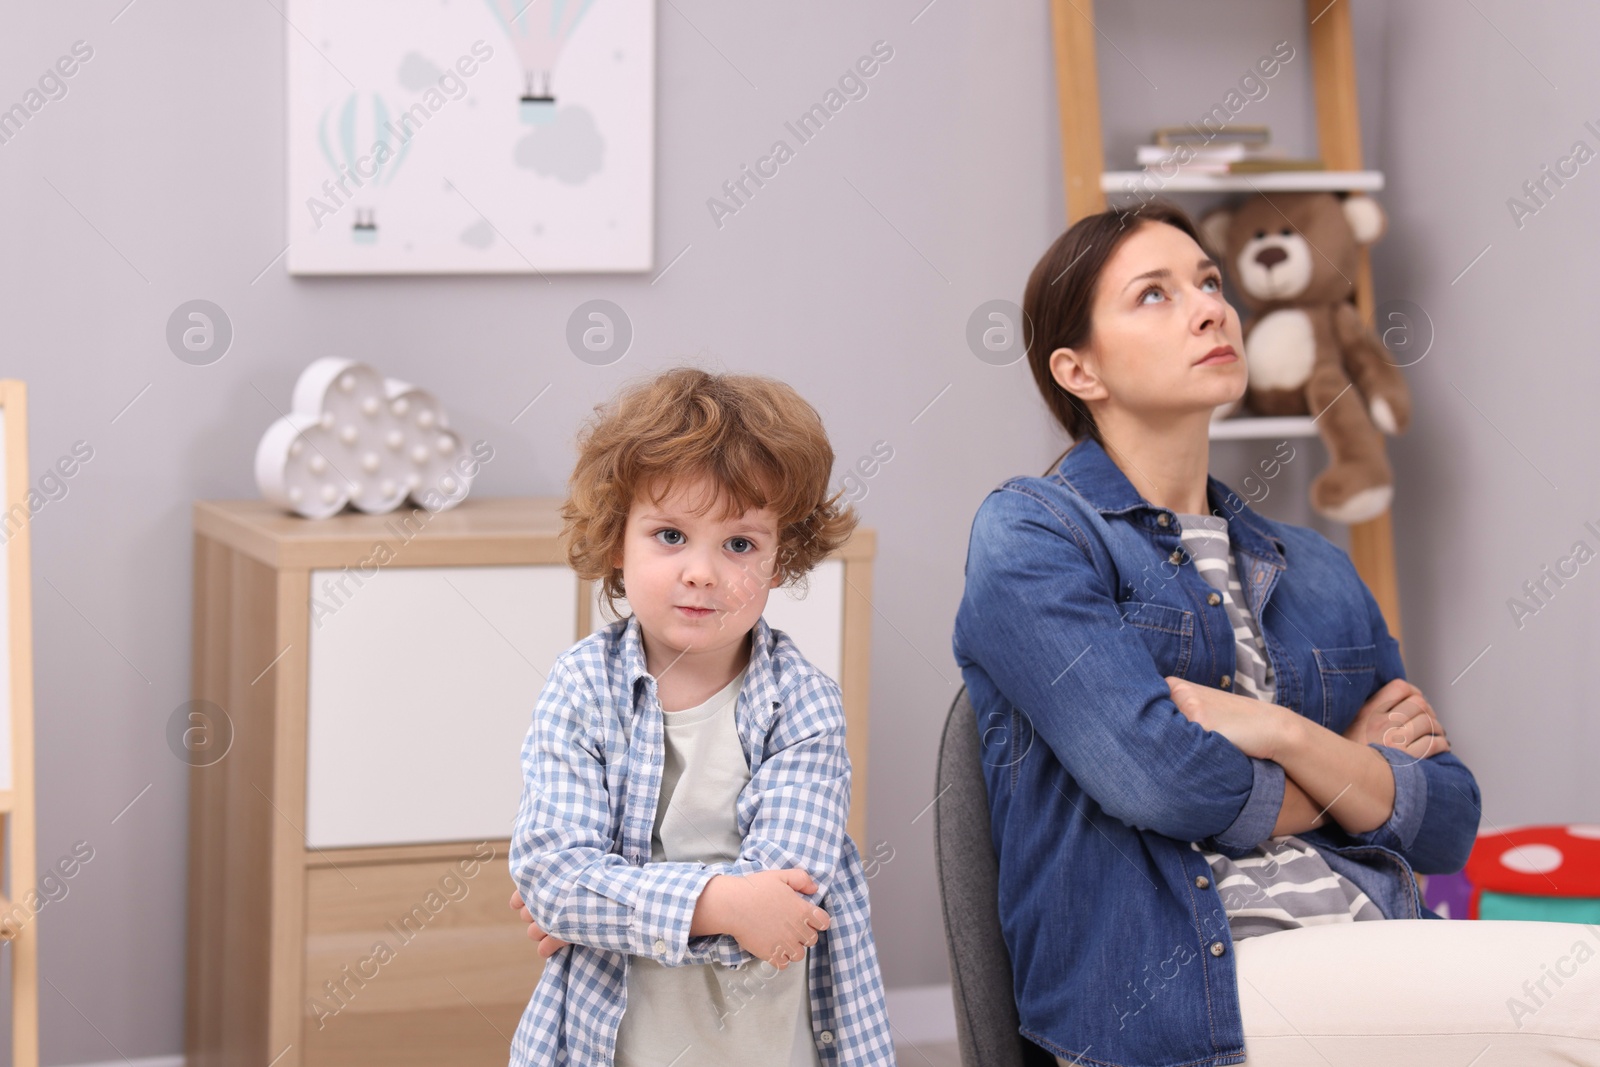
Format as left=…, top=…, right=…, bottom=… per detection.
left=952, top=200, right=1600, bottom=1066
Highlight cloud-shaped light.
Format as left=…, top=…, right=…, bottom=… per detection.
left=255, top=357, right=477, bottom=519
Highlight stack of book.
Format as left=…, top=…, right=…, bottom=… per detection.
left=1137, top=125, right=1323, bottom=174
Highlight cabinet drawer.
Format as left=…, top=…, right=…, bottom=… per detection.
left=590, top=557, right=845, bottom=683
left=306, top=564, right=577, bottom=848
left=301, top=843, right=540, bottom=1065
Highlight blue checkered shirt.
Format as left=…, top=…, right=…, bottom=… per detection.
left=508, top=613, right=896, bottom=1066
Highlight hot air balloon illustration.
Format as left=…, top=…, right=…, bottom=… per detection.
left=481, top=0, right=595, bottom=124
left=317, top=92, right=414, bottom=244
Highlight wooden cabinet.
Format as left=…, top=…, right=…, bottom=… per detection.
left=299, top=843, right=536, bottom=1066
left=185, top=497, right=875, bottom=1067
left=305, top=564, right=578, bottom=850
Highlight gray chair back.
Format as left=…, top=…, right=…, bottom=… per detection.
left=934, top=687, right=1056, bottom=1067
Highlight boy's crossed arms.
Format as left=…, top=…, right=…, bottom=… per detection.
left=508, top=655, right=852, bottom=974
left=512, top=866, right=828, bottom=968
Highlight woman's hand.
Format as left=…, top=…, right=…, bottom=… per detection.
left=510, top=887, right=572, bottom=958
left=1165, top=676, right=1292, bottom=760
left=1342, top=678, right=1451, bottom=760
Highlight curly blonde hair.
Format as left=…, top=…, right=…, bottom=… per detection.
left=561, top=366, right=859, bottom=621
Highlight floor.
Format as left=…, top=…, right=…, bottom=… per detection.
left=895, top=1040, right=964, bottom=1066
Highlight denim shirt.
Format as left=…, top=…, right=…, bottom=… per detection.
left=951, top=437, right=1482, bottom=1067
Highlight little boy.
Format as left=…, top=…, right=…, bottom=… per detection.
left=506, top=367, right=896, bottom=1067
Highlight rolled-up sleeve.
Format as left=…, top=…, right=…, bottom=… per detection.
left=1202, top=756, right=1287, bottom=857
left=1333, top=564, right=1482, bottom=873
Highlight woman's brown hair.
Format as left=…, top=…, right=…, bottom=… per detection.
left=1023, top=198, right=1215, bottom=463
left=561, top=366, right=859, bottom=621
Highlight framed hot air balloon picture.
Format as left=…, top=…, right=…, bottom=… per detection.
left=285, top=0, right=654, bottom=274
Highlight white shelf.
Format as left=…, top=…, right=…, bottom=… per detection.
left=1103, top=170, right=1384, bottom=193
left=1209, top=415, right=1319, bottom=441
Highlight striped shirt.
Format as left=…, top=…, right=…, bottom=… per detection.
left=1177, top=512, right=1385, bottom=939
left=508, top=612, right=895, bottom=1066
left=1176, top=512, right=1275, bottom=702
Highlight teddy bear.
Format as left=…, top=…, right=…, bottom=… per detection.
left=1198, top=191, right=1412, bottom=525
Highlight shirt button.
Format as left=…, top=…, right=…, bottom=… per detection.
left=1195, top=875, right=1211, bottom=890
left=1219, top=675, right=1232, bottom=689
left=1157, top=514, right=1170, bottom=527
left=820, top=1030, right=834, bottom=1044
left=1210, top=941, right=1227, bottom=957
left=653, top=938, right=667, bottom=953
left=1168, top=549, right=1183, bottom=565
left=1206, top=592, right=1221, bottom=606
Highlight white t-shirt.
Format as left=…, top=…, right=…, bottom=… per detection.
left=612, top=664, right=822, bottom=1067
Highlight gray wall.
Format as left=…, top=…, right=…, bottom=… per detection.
left=1369, top=2, right=1600, bottom=825
left=2, top=0, right=1595, bottom=1060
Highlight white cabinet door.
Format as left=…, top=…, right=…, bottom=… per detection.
left=306, top=564, right=577, bottom=849
left=590, top=558, right=844, bottom=685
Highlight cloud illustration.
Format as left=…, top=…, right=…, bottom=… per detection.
left=397, top=52, right=444, bottom=91
left=460, top=217, right=496, bottom=249
left=255, top=357, right=478, bottom=519
left=514, top=105, right=604, bottom=184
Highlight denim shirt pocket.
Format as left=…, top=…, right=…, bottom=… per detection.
left=1313, top=643, right=1377, bottom=729
left=1116, top=599, right=1195, bottom=678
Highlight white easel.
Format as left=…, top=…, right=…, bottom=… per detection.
left=0, top=381, right=40, bottom=1065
